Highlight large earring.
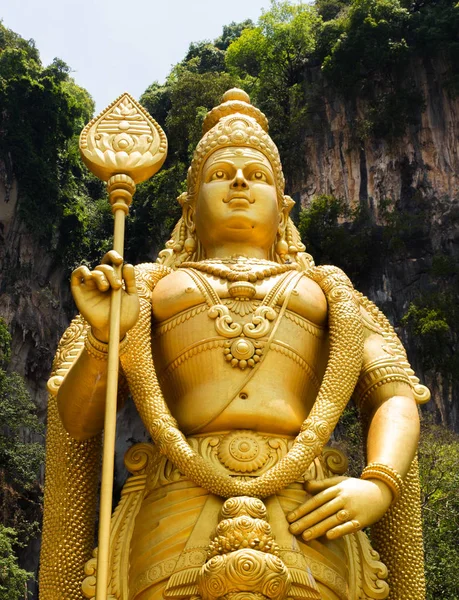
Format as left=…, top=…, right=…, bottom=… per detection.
left=275, top=225, right=289, bottom=259
left=184, top=206, right=197, bottom=255
left=184, top=234, right=197, bottom=255
left=286, top=219, right=305, bottom=254
left=172, top=219, right=186, bottom=253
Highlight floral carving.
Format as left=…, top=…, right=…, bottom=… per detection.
left=79, top=93, right=167, bottom=183
left=218, top=432, right=270, bottom=473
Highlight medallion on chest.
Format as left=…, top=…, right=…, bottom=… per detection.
left=179, top=256, right=302, bottom=370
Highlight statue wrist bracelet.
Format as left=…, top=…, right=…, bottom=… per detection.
left=85, top=329, right=129, bottom=360
left=361, top=462, right=404, bottom=502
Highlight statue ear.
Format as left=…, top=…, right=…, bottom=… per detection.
left=183, top=203, right=196, bottom=233
left=278, top=211, right=288, bottom=237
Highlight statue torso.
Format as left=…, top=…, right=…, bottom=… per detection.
left=151, top=264, right=329, bottom=436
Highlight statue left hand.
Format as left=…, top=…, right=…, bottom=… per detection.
left=287, top=476, right=393, bottom=541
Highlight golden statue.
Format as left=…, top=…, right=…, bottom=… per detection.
left=40, top=89, right=430, bottom=600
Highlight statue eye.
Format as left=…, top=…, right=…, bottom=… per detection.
left=211, top=170, right=227, bottom=181
left=252, top=171, right=267, bottom=182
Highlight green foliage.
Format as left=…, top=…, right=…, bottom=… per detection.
left=0, top=321, right=11, bottom=369
left=419, top=420, right=459, bottom=599
left=226, top=1, right=322, bottom=182
left=140, top=82, right=172, bottom=129
left=125, top=164, right=185, bottom=262
left=0, top=23, right=115, bottom=272
left=334, top=404, right=365, bottom=477
left=334, top=410, right=459, bottom=599
left=162, top=69, right=238, bottom=163
left=0, top=525, right=31, bottom=599
left=298, top=194, right=381, bottom=285
left=320, top=0, right=412, bottom=89
left=403, top=304, right=449, bottom=337
left=0, top=320, right=43, bottom=594
left=402, top=290, right=459, bottom=379
left=404, top=0, right=459, bottom=94
left=183, top=42, right=226, bottom=73
left=214, top=20, right=255, bottom=50
left=400, top=239, right=459, bottom=382
left=315, top=0, right=351, bottom=21
left=0, top=369, right=44, bottom=491
left=378, top=192, right=430, bottom=256
left=319, top=0, right=424, bottom=139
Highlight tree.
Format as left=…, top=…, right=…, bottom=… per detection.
left=419, top=421, right=459, bottom=599
left=0, top=23, right=113, bottom=272
left=298, top=194, right=381, bottom=286
left=319, top=0, right=424, bottom=139
left=226, top=1, right=322, bottom=183
left=214, top=20, right=254, bottom=50
left=0, top=526, right=31, bottom=599
left=183, top=42, right=226, bottom=73
left=0, top=319, right=44, bottom=596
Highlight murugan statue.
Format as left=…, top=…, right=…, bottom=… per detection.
left=40, top=89, right=430, bottom=600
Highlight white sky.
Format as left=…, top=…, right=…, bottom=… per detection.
left=2, top=0, right=270, bottom=113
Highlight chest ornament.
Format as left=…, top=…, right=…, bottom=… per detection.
left=179, top=258, right=300, bottom=370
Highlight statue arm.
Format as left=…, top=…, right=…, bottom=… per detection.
left=56, top=251, right=139, bottom=441
left=354, top=308, right=420, bottom=478
left=287, top=306, right=421, bottom=541
left=56, top=340, right=127, bottom=441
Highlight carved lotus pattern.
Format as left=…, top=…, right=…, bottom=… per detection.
left=218, top=431, right=270, bottom=473
left=79, top=93, right=167, bottom=183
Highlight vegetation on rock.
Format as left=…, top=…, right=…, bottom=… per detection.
left=0, top=23, right=112, bottom=270
left=0, top=319, right=43, bottom=595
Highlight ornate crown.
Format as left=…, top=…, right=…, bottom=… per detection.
left=186, top=89, right=285, bottom=204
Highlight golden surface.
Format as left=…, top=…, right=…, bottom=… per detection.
left=40, top=89, right=429, bottom=600
left=80, top=93, right=167, bottom=183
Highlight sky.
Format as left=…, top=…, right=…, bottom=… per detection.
left=2, top=0, right=270, bottom=113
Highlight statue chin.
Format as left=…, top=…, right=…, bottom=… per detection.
left=40, top=88, right=428, bottom=600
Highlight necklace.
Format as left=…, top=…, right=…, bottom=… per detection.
left=182, top=268, right=301, bottom=370
left=180, top=256, right=298, bottom=299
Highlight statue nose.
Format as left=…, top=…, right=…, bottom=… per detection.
left=231, top=169, right=248, bottom=189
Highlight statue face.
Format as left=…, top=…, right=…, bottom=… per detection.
left=194, top=147, right=280, bottom=254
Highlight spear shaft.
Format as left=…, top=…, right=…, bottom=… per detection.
left=95, top=177, right=133, bottom=600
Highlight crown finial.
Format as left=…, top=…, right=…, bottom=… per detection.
left=221, top=88, right=251, bottom=104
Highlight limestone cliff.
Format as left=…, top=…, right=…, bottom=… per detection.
left=291, top=56, right=459, bottom=431
left=299, top=58, right=459, bottom=210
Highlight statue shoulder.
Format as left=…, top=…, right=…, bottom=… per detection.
left=134, top=262, right=172, bottom=297
left=151, top=268, right=203, bottom=322
left=294, top=273, right=328, bottom=327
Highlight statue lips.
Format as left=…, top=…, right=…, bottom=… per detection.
left=229, top=198, right=251, bottom=210
left=225, top=191, right=253, bottom=209
left=225, top=194, right=253, bottom=230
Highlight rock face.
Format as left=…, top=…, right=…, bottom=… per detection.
left=290, top=56, right=459, bottom=431
left=298, top=58, right=459, bottom=212
left=0, top=57, right=458, bottom=595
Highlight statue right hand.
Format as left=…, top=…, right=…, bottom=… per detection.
left=71, top=250, right=140, bottom=343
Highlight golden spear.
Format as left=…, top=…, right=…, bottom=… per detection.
left=79, top=93, right=167, bottom=600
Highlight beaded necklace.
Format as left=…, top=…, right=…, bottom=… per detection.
left=179, top=256, right=298, bottom=300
